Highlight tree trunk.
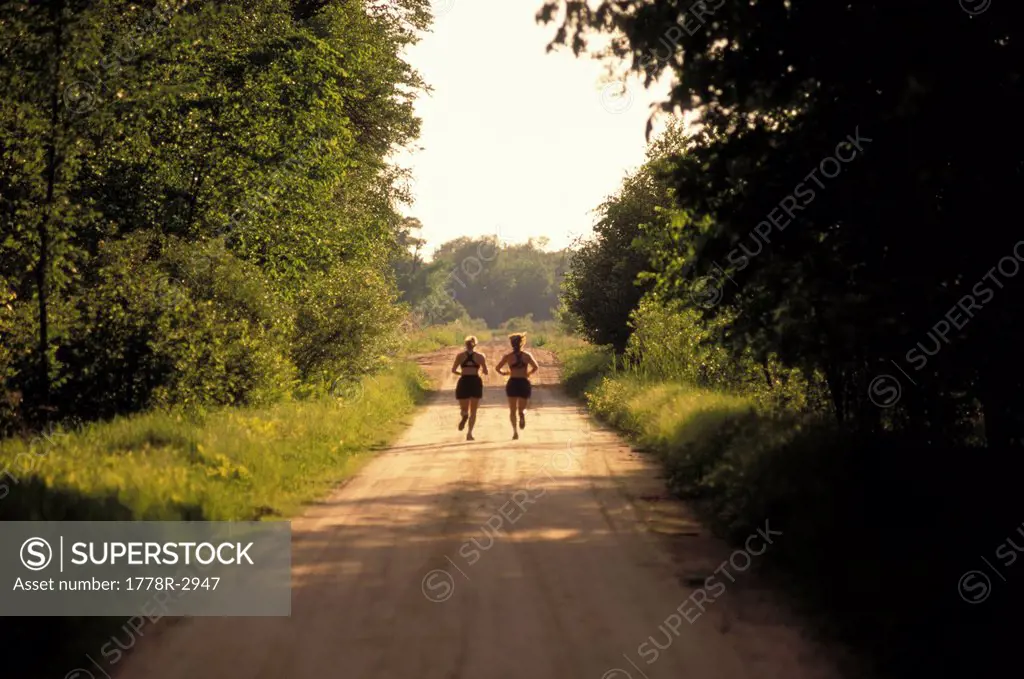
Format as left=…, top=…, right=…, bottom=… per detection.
left=823, top=361, right=845, bottom=425
left=36, top=0, right=66, bottom=418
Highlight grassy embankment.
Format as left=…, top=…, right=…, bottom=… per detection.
left=0, top=362, right=428, bottom=522
left=550, top=339, right=1021, bottom=679
left=401, top=321, right=494, bottom=353
left=0, top=359, right=429, bottom=677
left=400, top=318, right=565, bottom=353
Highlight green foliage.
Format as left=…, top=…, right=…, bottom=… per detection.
left=541, top=2, right=1024, bottom=673
left=290, top=262, right=404, bottom=384
left=0, top=0, right=428, bottom=429
left=625, top=296, right=828, bottom=412
left=556, top=342, right=811, bottom=531
left=542, top=0, right=1024, bottom=445
left=543, top=339, right=611, bottom=398
left=48, top=232, right=295, bottom=419
left=0, top=281, right=18, bottom=428
left=561, top=119, right=688, bottom=351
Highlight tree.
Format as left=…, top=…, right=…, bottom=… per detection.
left=398, top=235, right=566, bottom=328
left=562, top=118, right=687, bottom=351
left=541, top=0, right=1024, bottom=444
left=1, top=0, right=430, bottom=428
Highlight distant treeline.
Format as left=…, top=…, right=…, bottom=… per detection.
left=391, top=224, right=569, bottom=329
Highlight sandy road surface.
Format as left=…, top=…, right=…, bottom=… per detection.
left=115, top=342, right=843, bottom=679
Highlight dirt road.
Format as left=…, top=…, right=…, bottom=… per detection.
left=116, top=343, right=843, bottom=679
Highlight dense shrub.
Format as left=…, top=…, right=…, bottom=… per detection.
left=33, top=233, right=296, bottom=421
left=291, top=263, right=404, bottom=385
left=624, top=296, right=829, bottom=413
left=560, top=121, right=689, bottom=351
left=1, top=0, right=425, bottom=428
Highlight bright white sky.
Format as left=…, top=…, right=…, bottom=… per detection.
left=395, top=1, right=673, bottom=257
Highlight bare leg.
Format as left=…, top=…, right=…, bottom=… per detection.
left=517, top=397, right=527, bottom=429
left=467, top=399, right=479, bottom=440
left=458, top=398, right=469, bottom=430
left=507, top=397, right=518, bottom=439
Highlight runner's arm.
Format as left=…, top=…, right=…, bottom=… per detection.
left=494, top=354, right=508, bottom=375
left=526, top=352, right=539, bottom=377
left=451, top=353, right=463, bottom=375
left=479, top=354, right=489, bottom=376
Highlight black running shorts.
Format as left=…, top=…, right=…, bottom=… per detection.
left=455, top=375, right=484, bottom=399
left=505, top=377, right=532, bottom=399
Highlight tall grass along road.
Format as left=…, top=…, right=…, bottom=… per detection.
left=114, top=342, right=842, bottom=679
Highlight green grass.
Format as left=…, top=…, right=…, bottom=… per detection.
left=402, top=321, right=494, bottom=353
left=542, top=339, right=610, bottom=397
left=0, top=361, right=429, bottom=678
left=400, top=319, right=570, bottom=353
left=495, top=318, right=564, bottom=345
left=0, top=361, right=429, bottom=523
left=580, top=372, right=825, bottom=535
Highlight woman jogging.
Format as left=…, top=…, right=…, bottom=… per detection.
left=495, top=332, right=538, bottom=440
left=451, top=335, right=488, bottom=441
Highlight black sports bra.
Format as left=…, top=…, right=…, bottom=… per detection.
left=510, top=350, right=525, bottom=368
left=461, top=352, right=478, bottom=368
